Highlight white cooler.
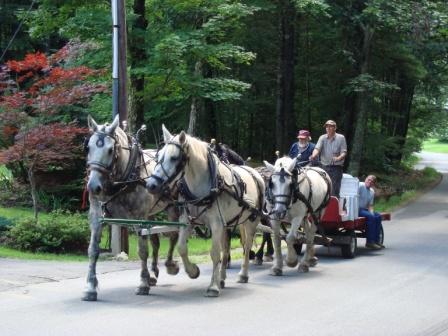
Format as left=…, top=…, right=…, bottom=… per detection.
left=339, top=174, right=359, bottom=221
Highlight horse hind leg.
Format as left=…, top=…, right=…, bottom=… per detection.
left=165, top=231, right=180, bottom=275
left=205, top=221, right=224, bottom=297
left=219, top=228, right=231, bottom=289
left=135, top=233, right=152, bottom=295
left=238, top=221, right=257, bottom=284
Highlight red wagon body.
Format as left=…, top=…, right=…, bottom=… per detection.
left=315, top=197, right=391, bottom=258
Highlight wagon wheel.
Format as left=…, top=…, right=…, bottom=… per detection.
left=341, top=230, right=357, bottom=259
left=378, top=226, right=384, bottom=245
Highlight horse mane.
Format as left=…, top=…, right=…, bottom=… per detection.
left=214, top=143, right=245, bottom=165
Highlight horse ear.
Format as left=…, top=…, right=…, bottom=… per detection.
left=162, top=124, right=173, bottom=143
left=179, top=131, right=186, bottom=145
left=87, top=115, right=98, bottom=132
left=263, top=160, right=275, bottom=172
left=106, top=115, right=120, bottom=135
left=287, top=158, right=297, bottom=173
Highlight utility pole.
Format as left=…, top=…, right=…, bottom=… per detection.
left=111, top=0, right=129, bottom=256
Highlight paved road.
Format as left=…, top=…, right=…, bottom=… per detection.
left=1, top=152, right=448, bottom=336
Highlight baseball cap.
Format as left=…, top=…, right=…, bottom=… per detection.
left=324, top=120, right=337, bottom=127
left=297, top=130, right=311, bottom=139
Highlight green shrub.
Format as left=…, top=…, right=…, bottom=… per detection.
left=0, top=216, right=13, bottom=232
left=6, top=210, right=89, bottom=253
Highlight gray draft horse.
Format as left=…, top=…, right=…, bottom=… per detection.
left=264, top=156, right=331, bottom=276
left=83, top=115, right=179, bottom=301
left=146, top=126, right=266, bottom=297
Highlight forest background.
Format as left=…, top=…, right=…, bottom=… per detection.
left=0, top=1, right=447, bottom=227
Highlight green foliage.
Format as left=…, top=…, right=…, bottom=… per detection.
left=6, top=210, right=89, bottom=253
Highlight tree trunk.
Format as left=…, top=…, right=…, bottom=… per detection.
left=128, top=0, right=148, bottom=134
left=275, top=0, right=296, bottom=155
left=347, top=24, right=374, bottom=176
left=188, top=61, right=203, bottom=136
left=27, top=163, right=38, bottom=220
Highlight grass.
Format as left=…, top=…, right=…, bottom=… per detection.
left=422, top=138, right=448, bottom=153
left=0, top=205, right=256, bottom=261
left=375, top=167, right=441, bottom=212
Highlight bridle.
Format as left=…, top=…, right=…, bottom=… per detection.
left=150, top=140, right=188, bottom=188
left=86, top=132, right=120, bottom=176
left=267, top=167, right=297, bottom=208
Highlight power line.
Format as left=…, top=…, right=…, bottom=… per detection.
left=0, top=0, right=37, bottom=64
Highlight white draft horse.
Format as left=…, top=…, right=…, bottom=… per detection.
left=146, top=126, right=265, bottom=297
left=264, top=157, right=331, bottom=276
left=83, top=115, right=179, bottom=301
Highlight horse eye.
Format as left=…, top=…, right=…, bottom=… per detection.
left=108, top=148, right=113, bottom=155
left=170, top=156, right=178, bottom=162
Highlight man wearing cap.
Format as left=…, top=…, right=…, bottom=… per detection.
left=289, top=130, right=315, bottom=168
left=309, top=120, right=347, bottom=198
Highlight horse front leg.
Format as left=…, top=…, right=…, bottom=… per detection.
left=270, top=219, right=283, bottom=276
left=299, top=218, right=318, bottom=273
left=238, top=220, right=257, bottom=283
left=165, top=231, right=180, bottom=275
left=206, top=220, right=224, bottom=297
left=135, top=233, right=151, bottom=295
left=82, top=201, right=102, bottom=301
left=177, top=216, right=200, bottom=279
left=285, top=217, right=301, bottom=268
left=165, top=207, right=180, bottom=275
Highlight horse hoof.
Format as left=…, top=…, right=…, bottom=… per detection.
left=166, top=262, right=180, bottom=275
left=270, top=267, right=283, bottom=276
left=188, top=264, right=200, bottom=279
left=220, top=280, right=225, bottom=289
left=82, top=291, right=97, bottom=301
left=253, top=258, right=263, bottom=266
left=205, top=288, right=220, bottom=297
left=150, top=266, right=160, bottom=279
left=298, top=264, right=309, bottom=273
left=135, top=286, right=150, bottom=295
left=237, top=275, right=249, bottom=283
left=286, top=258, right=299, bottom=268
left=309, top=257, right=318, bottom=267
left=149, top=277, right=157, bottom=286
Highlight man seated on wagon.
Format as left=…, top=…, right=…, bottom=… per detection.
left=359, top=175, right=385, bottom=250
left=288, top=129, right=315, bottom=168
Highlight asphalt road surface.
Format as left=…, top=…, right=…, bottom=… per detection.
left=1, top=152, right=448, bottom=336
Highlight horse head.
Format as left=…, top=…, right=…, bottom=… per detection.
left=264, top=157, right=297, bottom=220
left=86, top=115, right=128, bottom=199
left=146, top=124, right=188, bottom=194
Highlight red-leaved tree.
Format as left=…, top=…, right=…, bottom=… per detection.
left=0, top=42, right=108, bottom=216
left=0, top=123, right=87, bottom=219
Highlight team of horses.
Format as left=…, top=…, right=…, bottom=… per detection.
left=83, top=116, right=331, bottom=301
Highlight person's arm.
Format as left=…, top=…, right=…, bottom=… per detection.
left=310, top=138, right=321, bottom=161
left=288, top=143, right=297, bottom=159
left=333, top=135, right=348, bottom=162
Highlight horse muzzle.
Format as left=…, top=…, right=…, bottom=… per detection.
left=146, top=175, right=164, bottom=194
left=87, top=177, right=104, bottom=195
left=273, top=204, right=288, bottom=220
